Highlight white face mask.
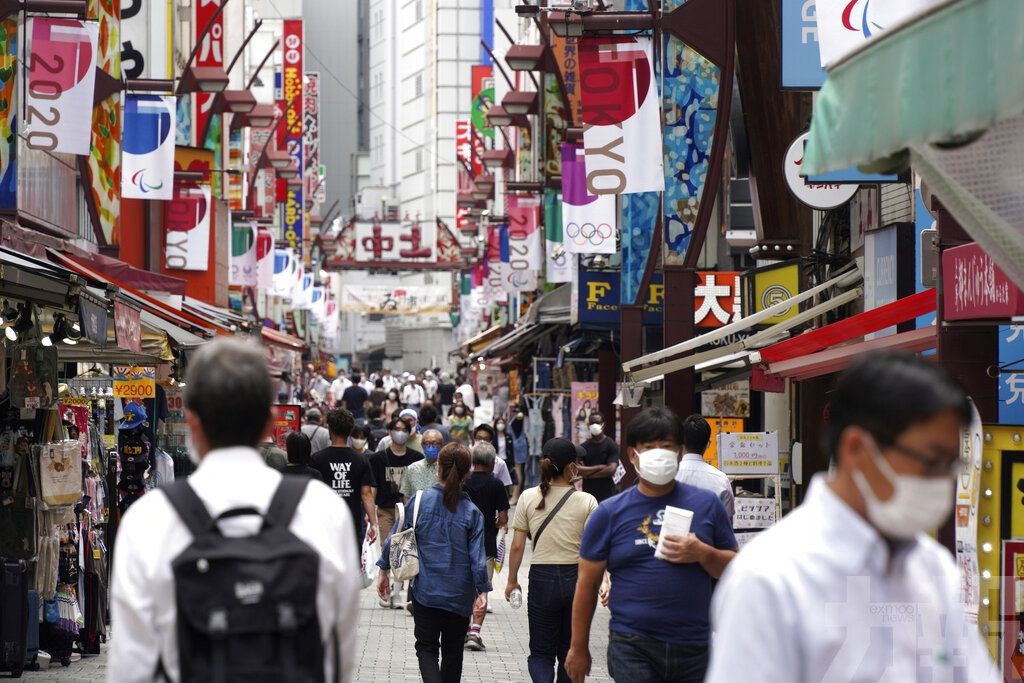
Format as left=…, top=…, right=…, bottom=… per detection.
left=589, top=423, right=604, bottom=437
left=351, top=438, right=367, bottom=451
left=496, top=423, right=505, bottom=432
left=391, top=430, right=410, bottom=446
left=636, top=448, right=680, bottom=486
left=851, top=444, right=955, bottom=540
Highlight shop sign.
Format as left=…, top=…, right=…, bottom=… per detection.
left=733, top=497, right=778, bottom=529
left=864, top=225, right=898, bottom=339
left=114, top=301, right=141, bottom=353
left=749, top=260, right=801, bottom=324
left=112, top=365, right=156, bottom=400
left=548, top=33, right=583, bottom=127
left=77, top=295, right=107, bottom=347
left=471, top=65, right=494, bottom=140
left=998, top=325, right=1024, bottom=425
left=270, top=404, right=301, bottom=449
left=122, top=95, right=176, bottom=200
left=455, top=120, right=474, bottom=231
left=280, top=19, right=304, bottom=254
left=303, top=72, right=321, bottom=207
left=193, top=0, right=223, bottom=149
left=943, top=242, right=1024, bottom=321
left=24, top=18, right=99, bottom=155
left=705, top=418, right=744, bottom=469
left=781, top=0, right=826, bottom=90
left=695, top=272, right=741, bottom=328
left=354, top=218, right=437, bottom=264
left=783, top=133, right=857, bottom=209
left=120, top=0, right=171, bottom=80
left=577, top=270, right=664, bottom=326
left=578, top=36, right=663, bottom=195
left=701, top=381, right=751, bottom=419
left=1002, top=540, right=1024, bottom=680
left=718, top=431, right=779, bottom=475
left=339, top=285, right=450, bottom=316
left=570, top=382, right=599, bottom=445
left=956, top=400, right=982, bottom=623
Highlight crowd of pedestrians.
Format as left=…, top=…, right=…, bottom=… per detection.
left=107, top=344, right=999, bottom=682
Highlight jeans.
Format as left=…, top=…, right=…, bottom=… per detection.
left=606, top=631, right=709, bottom=683
left=412, top=600, right=470, bottom=683
left=527, top=564, right=578, bottom=683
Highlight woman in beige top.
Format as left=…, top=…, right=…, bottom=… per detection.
left=505, top=438, right=598, bottom=683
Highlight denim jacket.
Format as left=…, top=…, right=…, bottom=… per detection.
left=377, top=484, right=492, bottom=617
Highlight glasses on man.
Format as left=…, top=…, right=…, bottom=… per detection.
left=884, top=441, right=962, bottom=478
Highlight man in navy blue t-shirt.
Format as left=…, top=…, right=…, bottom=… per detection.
left=566, top=407, right=738, bottom=683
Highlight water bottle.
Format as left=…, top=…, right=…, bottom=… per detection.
left=510, top=588, right=523, bottom=610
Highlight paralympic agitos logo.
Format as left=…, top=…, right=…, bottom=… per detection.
left=842, top=0, right=883, bottom=38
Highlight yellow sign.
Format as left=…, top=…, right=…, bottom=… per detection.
left=112, top=366, right=156, bottom=400
left=752, top=261, right=801, bottom=324
left=705, top=418, right=744, bottom=469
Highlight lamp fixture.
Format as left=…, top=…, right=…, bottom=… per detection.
left=501, top=90, right=538, bottom=116
left=482, top=149, right=513, bottom=169
left=265, top=148, right=294, bottom=170
left=277, top=161, right=301, bottom=180
left=548, top=10, right=585, bottom=38
left=505, top=44, right=546, bottom=72
left=6, top=304, right=32, bottom=343
left=473, top=175, right=496, bottom=192
left=485, top=105, right=513, bottom=128
left=0, top=300, right=17, bottom=326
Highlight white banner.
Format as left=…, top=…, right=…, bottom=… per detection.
left=165, top=184, right=211, bottom=271
left=340, top=285, right=450, bottom=315
left=562, top=145, right=616, bottom=255
left=122, top=95, right=175, bottom=200
left=354, top=219, right=438, bottom=263
left=120, top=0, right=171, bottom=79
left=273, top=249, right=295, bottom=296
left=25, top=18, right=99, bottom=156
left=815, top=0, right=942, bottom=67
left=230, top=221, right=258, bottom=286
left=256, top=228, right=274, bottom=291
left=579, top=36, right=663, bottom=195
left=546, top=240, right=574, bottom=283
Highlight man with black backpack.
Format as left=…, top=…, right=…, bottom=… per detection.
left=109, top=338, right=360, bottom=682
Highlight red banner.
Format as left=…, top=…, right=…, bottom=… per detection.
left=456, top=120, right=473, bottom=230
left=943, top=242, right=1024, bottom=320
left=280, top=19, right=304, bottom=254
left=193, top=0, right=223, bottom=147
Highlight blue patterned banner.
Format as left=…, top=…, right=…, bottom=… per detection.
left=622, top=193, right=659, bottom=305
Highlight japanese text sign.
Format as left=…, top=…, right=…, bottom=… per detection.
left=943, top=242, right=1024, bottom=320
left=733, top=497, right=778, bottom=529
left=281, top=19, right=304, bottom=254
left=718, top=431, right=780, bottom=475
left=354, top=219, right=437, bottom=264
left=695, top=272, right=741, bottom=328
left=194, top=0, right=223, bottom=147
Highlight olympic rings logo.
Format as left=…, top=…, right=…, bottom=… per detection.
left=565, top=222, right=614, bottom=246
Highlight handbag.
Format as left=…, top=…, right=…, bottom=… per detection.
left=389, top=491, right=423, bottom=582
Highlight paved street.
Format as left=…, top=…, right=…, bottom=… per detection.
left=28, top=545, right=611, bottom=682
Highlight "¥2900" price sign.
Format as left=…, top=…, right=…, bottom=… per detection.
left=25, top=17, right=99, bottom=155
left=112, top=366, right=156, bottom=400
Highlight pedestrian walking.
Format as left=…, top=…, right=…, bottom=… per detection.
left=505, top=438, right=597, bottom=683
left=491, top=416, right=519, bottom=502
left=472, top=423, right=514, bottom=491
left=255, top=431, right=288, bottom=471
left=462, top=442, right=510, bottom=652
left=566, top=407, right=737, bottom=683
left=377, top=408, right=425, bottom=454
left=418, top=404, right=452, bottom=444
left=449, top=400, right=473, bottom=445
left=706, top=352, right=998, bottom=683
left=109, top=338, right=360, bottom=682
left=384, top=388, right=402, bottom=417
left=675, top=414, right=734, bottom=518
left=376, top=444, right=491, bottom=683
left=312, top=408, right=378, bottom=551
left=438, top=372, right=457, bottom=417
left=341, top=373, right=370, bottom=421
left=366, top=406, right=389, bottom=450
left=284, top=431, right=324, bottom=481
left=400, top=429, right=443, bottom=502
left=349, top=424, right=372, bottom=456
left=576, top=412, right=620, bottom=502
left=301, top=407, right=332, bottom=453
left=369, top=378, right=388, bottom=410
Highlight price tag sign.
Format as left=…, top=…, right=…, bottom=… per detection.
left=113, top=365, right=156, bottom=399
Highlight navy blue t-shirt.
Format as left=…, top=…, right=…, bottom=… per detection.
left=579, top=482, right=737, bottom=646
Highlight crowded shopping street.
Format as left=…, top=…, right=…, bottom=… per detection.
left=0, top=0, right=1018, bottom=681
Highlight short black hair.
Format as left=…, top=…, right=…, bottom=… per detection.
left=626, top=407, right=684, bottom=448
left=588, top=411, right=604, bottom=424
left=419, top=404, right=439, bottom=425
left=185, top=339, right=273, bottom=449
left=367, top=406, right=382, bottom=421
left=827, top=351, right=971, bottom=457
left=682, top=414, right=712, bottom=454
left=286, top=431, right=312, bottom=466
left=352, top=374, right=362, bottom=384
left=326, top=408, right=355, bottom=439
left=388, top=416, right=412, bottom=431
left=350, top=424, right=370, bottom=439
left=474, top=423, right=496, bottom=442
left=375, top=378, right=384, bottom=388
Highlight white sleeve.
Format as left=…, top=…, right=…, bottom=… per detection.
left=108, top=508, right=162, bottom=683
left=706, top=563, right=797, bottom=683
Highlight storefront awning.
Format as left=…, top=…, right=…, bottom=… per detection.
left=757, top=289, right=937, bottom=366
left=70, top=251, right=187, bottom=295
left=461, top=325, right=508, bottom=357
left=804, top=0, right=1024, bottom=176
left=0, top=247, right=79, bottom=307
left=261, top=326, right=307, bottom=352
left=480, top=323, right=552, bottom=360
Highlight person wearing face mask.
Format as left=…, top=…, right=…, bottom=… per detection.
left=311, top=408, right=378, bottom=552
left=384, top=388, right=402, bottom=418
left=566, top=407, right=737, bottom=683
left=349, top=424, right=372, bottom=455
left=491, top=418, right=518, bottom=501
left=576, top=412, right=620, bottom=503
left=706, top=352, right=999, bottom=683
left=376, top=408, right=425, bottom=454
left=400, top=429, right=444, bottom=503
left=472, top=424, right=514, bottom=493
left=449, top=400, right=473, bottom=446
left=368, top=416, right=424, bottom=609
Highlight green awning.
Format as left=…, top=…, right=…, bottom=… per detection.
left=804, top=0, right=1024, bottom=175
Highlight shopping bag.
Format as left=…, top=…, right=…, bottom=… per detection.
left=360, top=531, right=380, bottom=588
left=494, top=528, right=507, bottom=574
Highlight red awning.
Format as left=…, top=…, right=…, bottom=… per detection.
left=70, top=251, right=187, bottom=295
left=757, top=289, right=936, bottom=365
left=261, top=326, right=306, bottom=352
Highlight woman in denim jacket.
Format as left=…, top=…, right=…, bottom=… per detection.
left=377, top=443, right=491, bottom=682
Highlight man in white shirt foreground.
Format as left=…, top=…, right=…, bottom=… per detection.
left=706, top=351, right=998, bottom=683
left=675, top=414, right=734, bottom=518
left=109, top=338, right=360, bottom=682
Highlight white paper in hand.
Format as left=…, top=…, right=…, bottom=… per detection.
left=655, top=506, right=693, bottom=560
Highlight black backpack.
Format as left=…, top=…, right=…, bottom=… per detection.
left=162, top=477, right=335, bottom=683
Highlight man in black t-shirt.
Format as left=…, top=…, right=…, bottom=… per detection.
left=437, top=372, right=457, bottom=417
left=340, top=375, right=370, bottom=421
left=462, top=442, right=510, bottom=651
left=578, top=411, right=620, bottom=502
left=311, top=408, right=378, bottom=550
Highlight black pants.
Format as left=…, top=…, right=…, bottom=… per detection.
left=527, top=564, right=578, bottom=683
left=412, top=600, right=470, bottom=683
left=607, top=631, right=709, bottom=683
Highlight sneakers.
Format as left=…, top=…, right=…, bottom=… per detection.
left=378, top=597, right=391, bottom=608
left=464, top=633, right=486, bottom=651
left=406, top=601, right=415, bottom=615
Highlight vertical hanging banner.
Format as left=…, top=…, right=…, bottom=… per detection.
left=230, top=220, right=258, bottom=286
left=543, top=73, right=567, bottom=179
left=548, top=33, right=583, bottom=126
left=193, top=0, right=223, bottom=148
left=0, top=18, right=16, bottom=211
left=121, top=95, right=175, bottom=199
left=256, top=227, right=275, bottom=291
left=248, top=123, right=275, bottom=218
left=281, top=19, right=304, bottom=255
left=455, top=120, right=474, bottom=231
left=561, top=143, right=615, bottom=255
left=272, top=248, right=294, bottom=296
left=86, top=0, right=121, bottom=244
left=578, top=36, right=663, bottom=195
left=164, top=182, right=212, bottom=270
left=471, top=65, right=494, bottom=141
left=814, top=0, right=942, bottom=67
left=120, top=0, right=171, bottom=80
left=24, top=18, right=99, bottom=155
left=505, top=198, right=541, bottom=293
left=544, top=189, right=573, bottom=284
left=303, top=72, right=321, bottom=211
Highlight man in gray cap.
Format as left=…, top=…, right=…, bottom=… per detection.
left=301, top=407, right=331, bottom=453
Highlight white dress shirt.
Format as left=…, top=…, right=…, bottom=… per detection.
left=492, top=456, right=513, bottom=487
left=109, top=447, right=360, bottom=683
left=330, top=377, right=352, bottom=401
left=676, top=452, right=734, bottom=518
left=706, top=475, right=998, bottom=683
